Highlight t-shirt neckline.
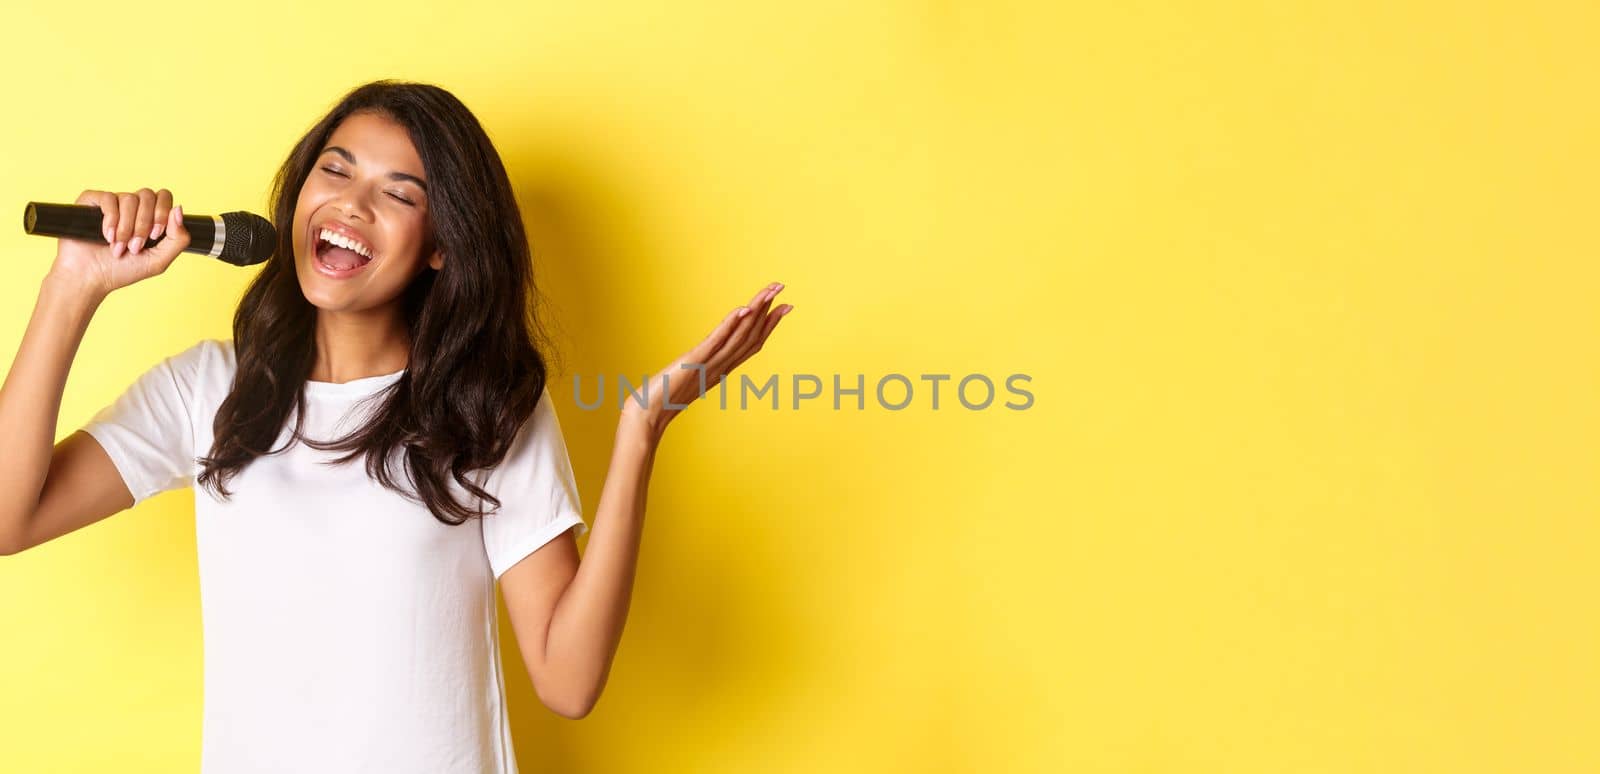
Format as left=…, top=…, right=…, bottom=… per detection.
left=302, top=368, right=406, bottom=399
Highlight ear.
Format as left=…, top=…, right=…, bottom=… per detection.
left=428, top=249, right=444, bottom=271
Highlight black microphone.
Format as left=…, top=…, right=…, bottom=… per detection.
left=23, top=202, right=277, bottom=267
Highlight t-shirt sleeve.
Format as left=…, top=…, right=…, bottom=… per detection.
left=80, top=340, right=211, bottom=507
left=480, top=385, right=590, bottom=580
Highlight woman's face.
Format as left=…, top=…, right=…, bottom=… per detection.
left=291, top=110, right=441, bottom=314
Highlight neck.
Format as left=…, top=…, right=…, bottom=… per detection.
left=310, top=306, right=410, bottom=384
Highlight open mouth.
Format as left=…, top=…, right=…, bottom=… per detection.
left=313, top=227, right=375, bottom=274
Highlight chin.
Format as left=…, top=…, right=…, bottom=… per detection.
left=293, top=256, right=351, bottom=309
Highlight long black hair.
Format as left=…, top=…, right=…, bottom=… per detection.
left=196, top=79, right=562, bottom=525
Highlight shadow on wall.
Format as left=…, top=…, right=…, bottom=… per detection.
left=493, top=144, right=831, bottom=769
left=491, top=151, right=739, bottom=770
left=493, top=138, right=975, bottom=770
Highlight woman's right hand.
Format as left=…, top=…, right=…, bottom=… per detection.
left=47, top=188, right=191, bottom=300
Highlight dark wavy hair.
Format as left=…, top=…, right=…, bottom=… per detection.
left=196, top=80, right=561, bottom=525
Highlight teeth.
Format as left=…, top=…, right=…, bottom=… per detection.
left=318, top=228, right=372, bottom=259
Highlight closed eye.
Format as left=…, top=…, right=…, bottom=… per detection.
left=322, top=167, right=415, bottom=206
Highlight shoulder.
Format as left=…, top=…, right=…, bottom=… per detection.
left=485, top=385, right=573, bottom=480
left=156, top=338, right=237, bottom=400
left=523, top=384, right=568, bottom=445
left=164, top=337, right=234, bottom=375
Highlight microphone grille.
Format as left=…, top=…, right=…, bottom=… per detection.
left=219, top=211, right=278, bottom=266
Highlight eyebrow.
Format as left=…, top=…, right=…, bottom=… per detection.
left=319, top=146, right=428, bottom=192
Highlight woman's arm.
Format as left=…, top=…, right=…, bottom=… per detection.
left=0, top=190, right=190, bottom=554
left=0, top=276, right=118, bottom=553
left=0, top=278, right=126, bottom=556
left=500, top=282, right=793, bottom=718
left=501, top=419, right=657, bottom=719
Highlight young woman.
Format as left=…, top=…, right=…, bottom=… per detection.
left=0, top=80, right=791, bottom=772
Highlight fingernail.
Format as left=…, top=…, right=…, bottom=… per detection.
left=774, top=282, right=784, bottom=291
left=111, top=241, right=125, bottom=258
left=129, top=237, right=144, bottom=254
left=103, top=226, right=112, bottom=243
left=738, top=307, right=751, bottom=318
left=151, top=224, right=163, bottom=240
left=780, top=305, right=792, bottom=315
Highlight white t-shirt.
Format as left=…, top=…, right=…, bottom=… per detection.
left=81, top=338, right=588, bottom=774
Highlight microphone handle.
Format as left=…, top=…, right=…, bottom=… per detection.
left=24, top=202, right=221, bottom=255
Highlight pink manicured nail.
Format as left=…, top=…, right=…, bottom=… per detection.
left=111, top=241, right=125, bottom=258
left=738, top=307, right=751, bottom=317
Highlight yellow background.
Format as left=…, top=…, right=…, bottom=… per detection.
left=1, top=1, right=1595, bottom=771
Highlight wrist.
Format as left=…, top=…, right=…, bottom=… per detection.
left=617, top=408, right=665, bottom=450
left=41, top=272, right=108, bottom=309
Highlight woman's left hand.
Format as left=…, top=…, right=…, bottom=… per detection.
left=620, top=281, right=793, bottom=441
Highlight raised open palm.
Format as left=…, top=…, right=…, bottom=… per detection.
left=621, top=281, right=792, bottom=438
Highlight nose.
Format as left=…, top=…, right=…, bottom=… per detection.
left=331, top=191, right=374, bottom=224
